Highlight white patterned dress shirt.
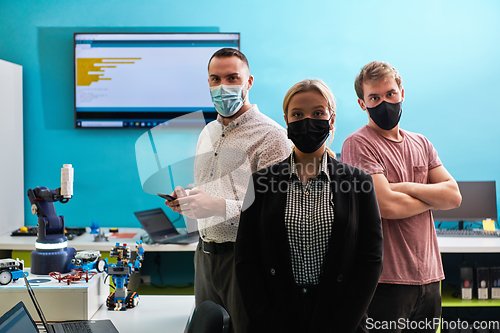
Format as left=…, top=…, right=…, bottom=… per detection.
left=194, top=105, right=292, bottom=243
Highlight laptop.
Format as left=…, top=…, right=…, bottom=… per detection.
left=0, top=301, right=38, bottom=333
left=134, top=208, right=199, bottom=244
left=22, top=274, right=118, bottom=333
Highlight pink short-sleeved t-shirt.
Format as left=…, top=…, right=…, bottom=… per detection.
left=341, top=125, right=445, bottom=285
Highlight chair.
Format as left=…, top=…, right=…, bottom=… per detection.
left=186, top=300, right=231, bottom=333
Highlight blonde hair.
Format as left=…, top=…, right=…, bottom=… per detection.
left=283, top=79, right=337, bottom=157
left=354, top=61, right=403, bottom=101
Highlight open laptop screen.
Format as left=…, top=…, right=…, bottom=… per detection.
left=134, top=208, right=179, bottom=241
left=0, top=302, right=38, bottom=333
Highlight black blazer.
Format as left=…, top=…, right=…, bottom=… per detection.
left=235, top=154, right=383, bottom=333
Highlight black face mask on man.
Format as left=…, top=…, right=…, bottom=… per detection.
left=287, top=117, right=331, bottom=154
left=367, top=101, right=402, bottom=130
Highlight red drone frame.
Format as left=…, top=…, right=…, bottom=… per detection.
left=49, top=269, right=97, bottom=285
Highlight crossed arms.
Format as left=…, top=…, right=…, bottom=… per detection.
left=373, top=165, right=462, bottom=220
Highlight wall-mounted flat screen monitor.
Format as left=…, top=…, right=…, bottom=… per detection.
left=432, top=181, right=497, bottom=222
left=74, top=33, right=240, bottom=128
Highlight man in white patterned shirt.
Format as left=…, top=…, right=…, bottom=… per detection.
left=166, top=48, right=291, bottom=333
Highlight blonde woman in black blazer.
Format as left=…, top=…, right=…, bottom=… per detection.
left=235, top=79, right=383, bottom=333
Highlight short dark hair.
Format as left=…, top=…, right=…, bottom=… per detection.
left=354, top=61, right=403, bottom=101
left=208, top=48, right=250, bottom=72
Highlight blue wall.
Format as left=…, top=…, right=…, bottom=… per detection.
left=1, top=0, right=499, bottom=228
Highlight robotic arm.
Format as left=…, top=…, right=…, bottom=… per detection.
left=27, top=165, right=76, bottom=275
left=27, top=186, right=69, bottom=242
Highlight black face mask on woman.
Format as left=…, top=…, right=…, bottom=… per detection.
left=367, top=100, right=402, bottom=130
left=287, top=117, right=331, bottom=154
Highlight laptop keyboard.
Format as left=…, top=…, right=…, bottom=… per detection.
left=62, top=322, right=92, bottom=333
left=436, top=228, right=500, bottom=237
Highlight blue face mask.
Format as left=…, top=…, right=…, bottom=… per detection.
left=210, top=84, right=246, bottom=117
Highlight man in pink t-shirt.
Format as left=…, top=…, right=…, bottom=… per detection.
left=342, top=61, right=462, bottom=333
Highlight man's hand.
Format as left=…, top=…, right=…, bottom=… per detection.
left=165, top=187, right=226, bottom=219
left=164, top=186, right=187, bottom=214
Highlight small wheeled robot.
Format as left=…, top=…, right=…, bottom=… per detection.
left=104, top=241, right=144, bottom=311
left=69, top=250, right=106, bottom=272
left=0, top=258, right=29, bottom=285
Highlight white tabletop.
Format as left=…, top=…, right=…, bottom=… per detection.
left=437, top=235, right=500, bottom=253
left=3, top=228, right=500, bottom=253
left=91, top=295, right=194, bottom=333
left=0, top=228, right=197, bottom=252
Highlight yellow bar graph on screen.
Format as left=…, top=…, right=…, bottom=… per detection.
left=77, top=58, right=141, bottom=86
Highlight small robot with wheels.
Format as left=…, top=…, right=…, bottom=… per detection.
left=0, top=258, right=29, bottom=285
left=69, top=250, right=106, bottom=272
left=104, top=241, right=144, bottom=311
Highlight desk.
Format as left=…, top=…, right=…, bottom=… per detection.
left=0, top=228, right=197, bottom=289
left=437, top=235, right=500, bottom=328
left=91, top=295, right=194, bottom=333
left=3, top=230, right=499, bottom=255
left=437, top=235, right=500, bottom=253
left=0, top=228, right=197, bottom=252
left=3, top=228, right=500, bottom=253
left=0, top=268, right=107, bottom=321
